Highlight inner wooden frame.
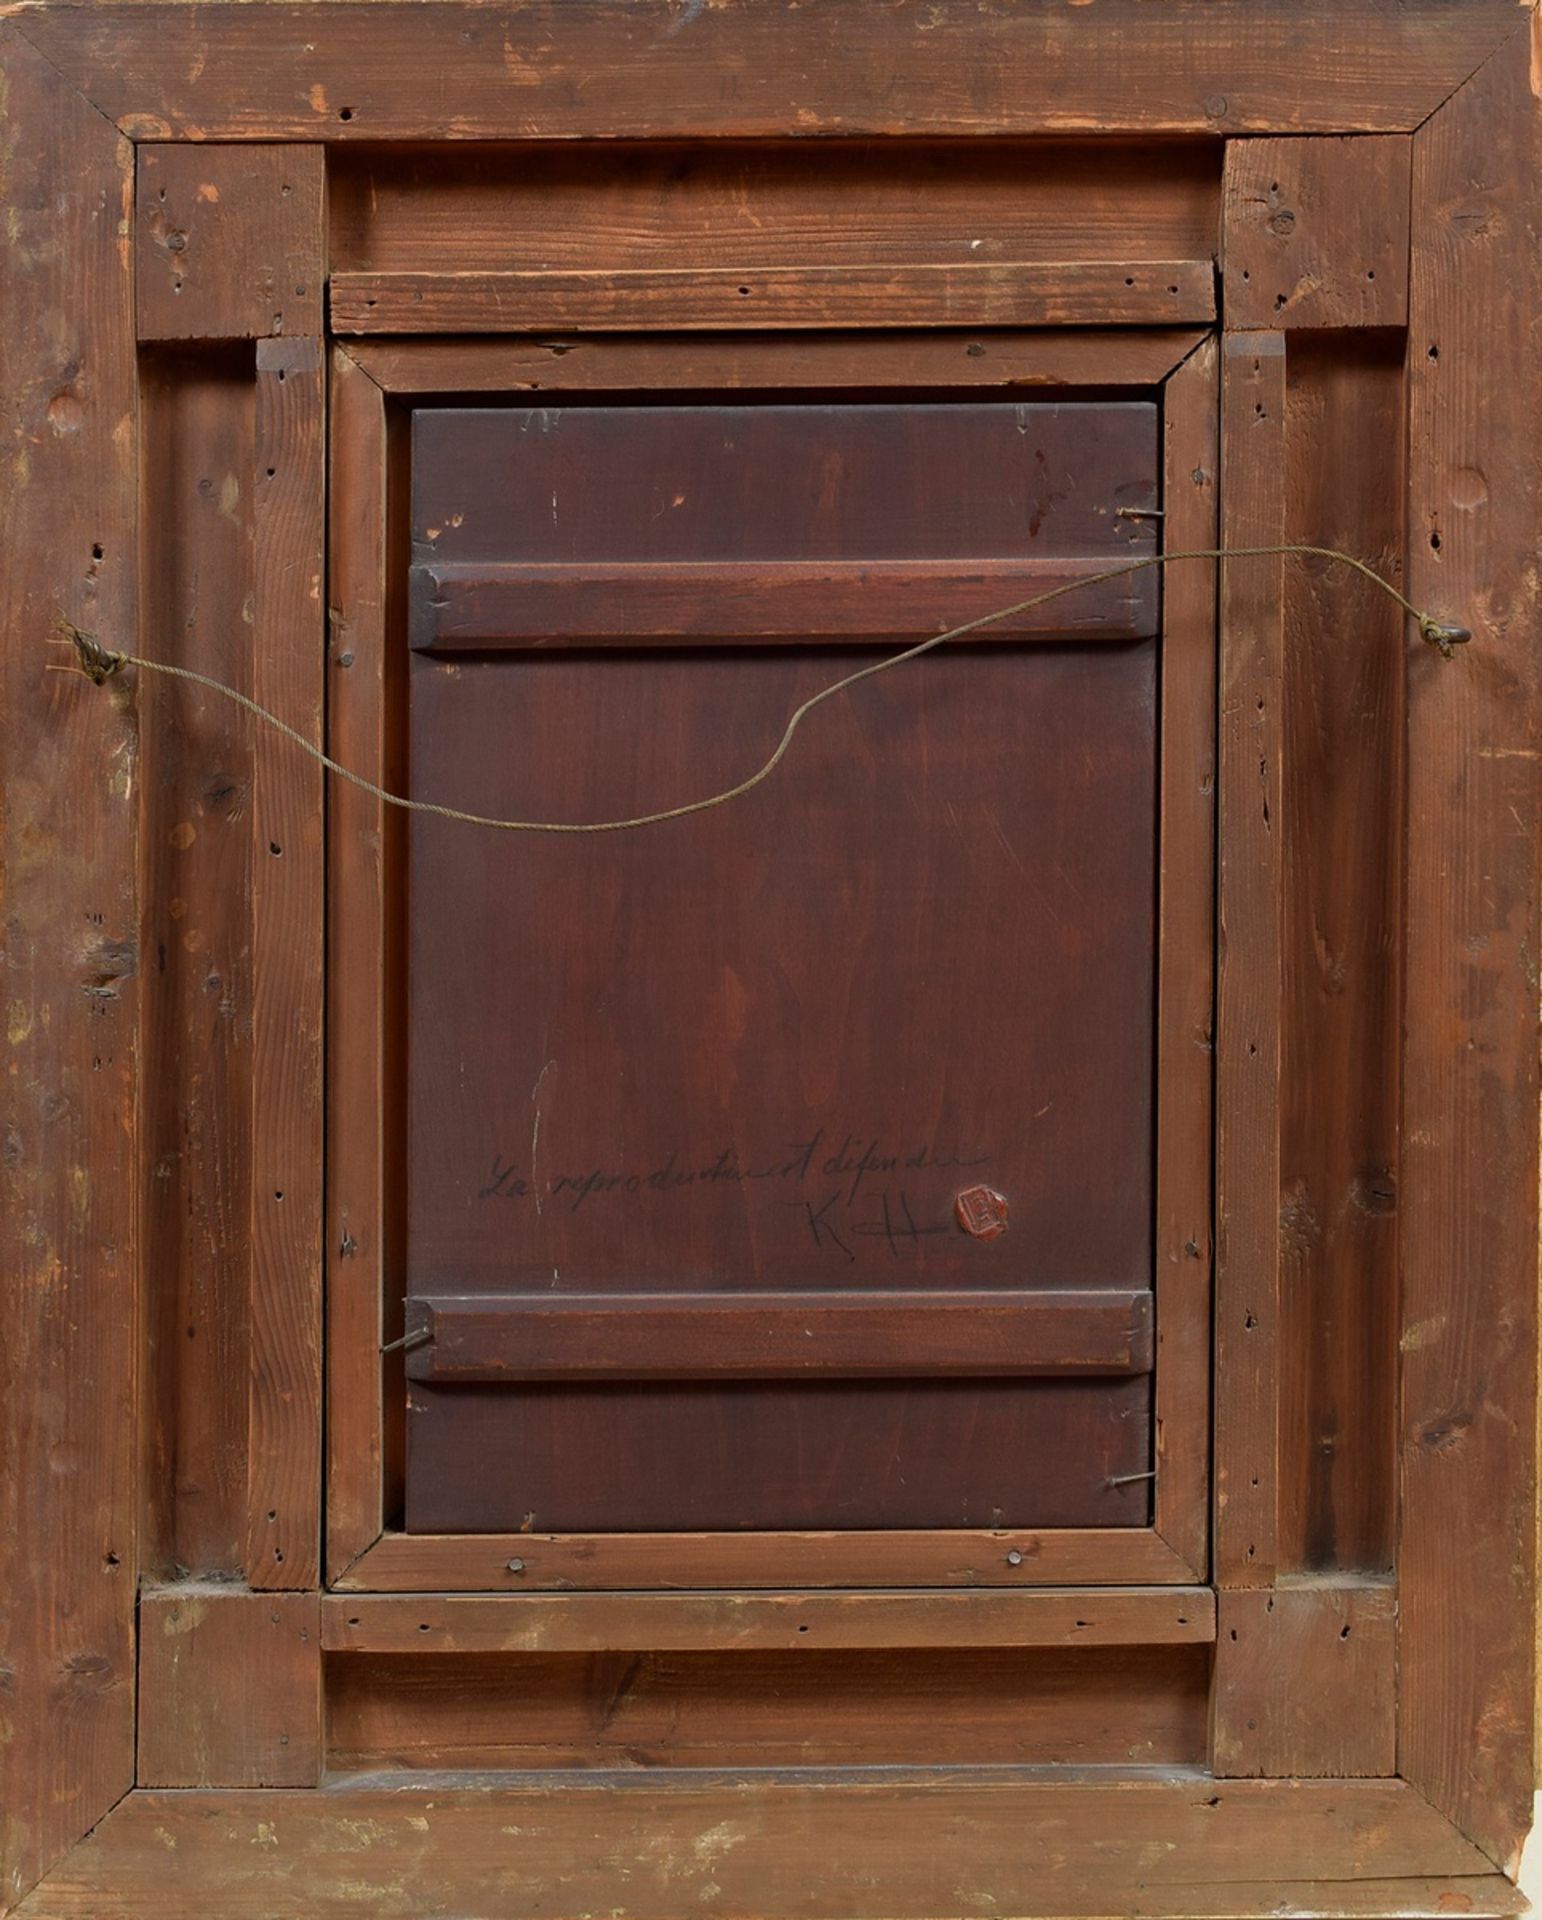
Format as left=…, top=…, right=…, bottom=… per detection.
left=325, top=326, right=1218, bottom=1593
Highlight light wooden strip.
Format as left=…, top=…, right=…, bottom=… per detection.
left=1152, top=338, right=1218, bottom=1577
left=321, top=1586, right=1213, bottom=1654
left=247, top=336, right=326, bottom=1591
left=324, top=350, right=395, bottom=1581
left=407, top=1290, right=1154, bottom=1382
left=331, top=260, right=1215, bottom=333
left=409, top=557, right=1158, bottom=650
left=21, top=2, right=1520, bottom=141
left=351, top=329, right=1211, bottom=396
left=1400, top=24, right=1541, bottom=1874
left=1213, top=332, right=1287, bottom=1590
left=14, top=1777, right=1496, bottom=1919
left=337, top=1525, right=1196, bottom=1593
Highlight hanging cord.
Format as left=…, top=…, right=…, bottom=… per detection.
left=50, top=544, right=1468, bottom=836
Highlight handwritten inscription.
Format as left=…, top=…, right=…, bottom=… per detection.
left=477, top=1126, right=991, bottom=1257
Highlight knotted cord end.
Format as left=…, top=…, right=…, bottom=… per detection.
left=50, top=617, right=127, bottom=686
left=1417, top=614, right=1472, bottom=661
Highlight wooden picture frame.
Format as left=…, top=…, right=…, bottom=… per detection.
left=1, top=6, right=1535, bottom=1915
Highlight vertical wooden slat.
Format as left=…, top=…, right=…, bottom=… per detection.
left=326, top=349, right=397, bottom=1578
left=1153, top=339, right=1218, bottom=1577
left=0, top=25, right=139, bottom=1907
left=247, top=337, right=327, bottom=1589
left=1401, top=21, right=1540, bottom=1872
left=1213, top=330, right=1287, bottom=1593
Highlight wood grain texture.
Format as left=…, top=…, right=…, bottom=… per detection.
left=330, top=139, right=1218, bottom=279
left=1213, top=332, right=1286, bottom=1591
left=1153, top=339, right=1218, bottom=1578
left=321, top=1587, right=1214, bottom=1655
left=1277, top=332, right=1405, bottom=1575
left=406, top=1291, right=1155, bottom=1381
left=248, top=335, right=326, bottom=1590
left=325, top=350, right=399, bottom=1580
left=1222, top=137, right=1411, bottom=330
left=331, top=261, right=1215, bottom=333
left=0, top=25, right=139, bottom=1910
left=1401, top=20, right=1540, bottom=1874
left=138, top=352, right=254, bottom=1581
left=325, top=1647, right=1211, bottom=1773
left=136, top=1587, right=321, bottom=1789
left=13, top=1777, right=1496, bottom=1919
left=409, top=558, right=1158, bottom=650
left=350, top=330, right=1210, bottom=396
left=136, top=145, right=324, bottom=343
left=14, top=2, right=1519, bottom=141
left=338, top=1526, right=1196, bottom=1593
left=1211, top=1582, right=1397, bottom=1778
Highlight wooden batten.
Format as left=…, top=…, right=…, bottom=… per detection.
left=1213, top=329, right=1287, bottom=1592
left=330, top=260, right=1216, bottom=334
left=321, top=1586, right=1214, bottom=1655
left=247, top=333, right=326, bottom=1590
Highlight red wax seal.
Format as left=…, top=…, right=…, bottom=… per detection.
left=955, top=1185, right=1009, bottom=1240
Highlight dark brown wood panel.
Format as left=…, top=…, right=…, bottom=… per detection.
left=407, top=1376, right=1151, bottom=1533
left=0, top=23, right=139, bottom=1909
left=332, top=260, right=1215, bottom=333
left=412, top=400, right=1156, bottom=580
left=325, top=1645, right=1212, bottom=1772
left=404, top=394, right=1161, bottom=1536
left=407, top=1290, right=1153, bottom=1381
left=16, top=2, right=1519, bottom=140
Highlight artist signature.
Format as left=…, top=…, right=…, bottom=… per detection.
left=477, top=1125, right=988, bottom=1216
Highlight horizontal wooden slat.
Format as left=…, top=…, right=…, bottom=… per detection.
left=338, top=1525, right=1197, bottom=1592
left=406, top=1289, right=1154, bottom=1382
left=321, top=1586, right=1213, bottom=1654
left=17, top=1776, right=1501, bottom=1920
left=352, top=329, right=1211, bottom=397
left=18, top=2, right=1520, bottom=143
left=333, top=260, right=1215, bottom=333
left=409, top=558, right=1158, bottom=651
